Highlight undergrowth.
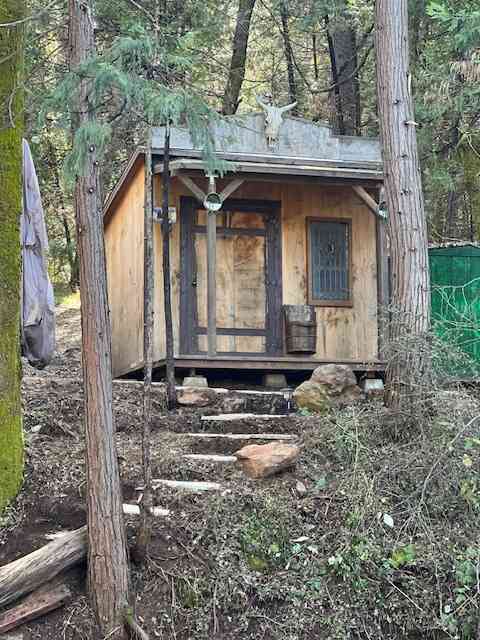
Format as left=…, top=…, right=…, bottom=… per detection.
left=138, top=387, right=480, bottom=640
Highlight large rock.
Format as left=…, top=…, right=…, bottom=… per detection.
left=293, top=380, right=331, bottom=413
left=176, top=387, right=217, bottom=407
left=294, top=364, right=363, bottom=413
left=235, top=441, right=300, bottom=479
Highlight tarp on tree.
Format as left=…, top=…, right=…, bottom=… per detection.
left=21, top=139, right=55, bottom=369
left=430, top=244, right=480, bottom=377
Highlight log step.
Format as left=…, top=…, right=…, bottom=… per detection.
left=183, top=453, right=237, bottom=463
left=136, top=480, right=222, bottom=492
left=201, top=413, right=289, bottom=422
left=184, top=432, right=297, bottom=441
left=122, top=503, right=170, bottom=517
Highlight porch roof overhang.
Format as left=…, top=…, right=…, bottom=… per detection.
left=153, top=157, right=383, bottom=184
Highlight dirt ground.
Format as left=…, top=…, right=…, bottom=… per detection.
left=1, top=300, right=314, bottom=639
left=3, top=299, right=479, bottom=640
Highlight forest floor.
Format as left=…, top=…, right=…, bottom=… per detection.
left=2, top=296, right=480, bottom=639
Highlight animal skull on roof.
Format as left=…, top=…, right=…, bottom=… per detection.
left=256, top=94, right=297, bottom=148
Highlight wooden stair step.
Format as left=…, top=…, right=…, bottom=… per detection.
left=201, top=413, right=289, bottom=422
left=184, top=432, right=297, bottom=441
left=136, top=479, right=222, bottom=492
left=122, top=503, right=170, bottom=517
left=183, top=453, right=237, bottom=463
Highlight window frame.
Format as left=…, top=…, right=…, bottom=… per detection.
left=306, top=217, right=353, bottom=308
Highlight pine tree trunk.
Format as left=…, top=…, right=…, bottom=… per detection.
left=326, top=8, right=361, bottom=135
left=68, top=1, right=130, bottom=636
left=375, top=0, right=430, bottom=409
left=280, top=0, right=298, bottom=113
left=135, top=135, right=154, bottom=564
left=162, top=128, right=176, bottom=409
left=222, top=0, right=256, bottom=115
left=0, top=0, right=25, bottom=512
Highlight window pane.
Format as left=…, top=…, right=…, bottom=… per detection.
left=310, top=221, right=350, bottom=301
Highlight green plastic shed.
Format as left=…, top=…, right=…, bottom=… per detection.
left=429, top=243, right=480, bottom=375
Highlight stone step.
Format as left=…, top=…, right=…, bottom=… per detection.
left=201, top=413, right=289, bottom=422
left=184, top=432, right=297, bottom=441
left=183, top=453, right=237, bottom=463
left=136, top=479, right=222, bottom=492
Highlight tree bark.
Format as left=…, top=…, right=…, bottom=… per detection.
left=135, top=134, right=154, bottom=563
left=0, top=0, right=25, bottom=512
left=162, top=127, right=176, bottom=409
left=279, top=0, right=298, bottom=113
left=375, top=0, right=430, bottom=408
left=326, top=9, right=361, bottom=135
left=222, top=0, right=256, bottom=115
left=68, top=1, right=130, bottom=636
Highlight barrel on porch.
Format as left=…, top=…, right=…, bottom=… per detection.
left=283, top=305, right=317, bottom=354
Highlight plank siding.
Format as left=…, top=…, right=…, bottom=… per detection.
left=104, top=164, right=145, bottom=376
left=106, top=170, right=378, bottom=375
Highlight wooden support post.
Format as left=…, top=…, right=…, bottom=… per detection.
left=376, top=213, right=390, bottom=357
left=207, top=209, right=217, bottom=357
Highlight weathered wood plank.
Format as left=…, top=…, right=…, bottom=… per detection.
left=0, top=583, right=71, bottom=634
left=182, top=454, right=237, bottom=463
left=184, top=432, right=297, bottom=441
left=201, top=413, right=289, bottom=421
left=136, top=480, right=222, bottom=492
left=206, top=209, right=217, bottom=357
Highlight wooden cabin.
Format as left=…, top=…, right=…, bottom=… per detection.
left=103, top=111, right=387, bottom=379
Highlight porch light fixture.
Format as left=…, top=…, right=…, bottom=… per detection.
left=203, top=174, right=222, bottom=212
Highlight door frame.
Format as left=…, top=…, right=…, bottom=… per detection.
left=179, top=196, right=283, bottom=356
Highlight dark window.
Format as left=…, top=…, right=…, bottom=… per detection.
left=308, top=219, right=351, bottom=305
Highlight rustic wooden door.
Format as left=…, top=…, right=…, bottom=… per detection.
left=180, top=197, right=283, bottom=355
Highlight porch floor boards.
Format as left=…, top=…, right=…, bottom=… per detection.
left=154, top=354, right=385, bottom=373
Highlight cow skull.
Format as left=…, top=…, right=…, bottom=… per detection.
left=256, top=95, right=297, bottom=147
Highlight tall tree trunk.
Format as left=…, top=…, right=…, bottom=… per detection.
left=162, top=127, right=176, bottom=409
left=375, top=0, right=430, bottom=409
left=326, top=9, right=361, bottom=135
left=279, top=0, right=298, bottom=113
left=135, top=134, right=154, bottom=564
left=0, top=0, right=25, bottom=512
left=46, top=140, right=79, bottom=290
left=222, top=0, right=256, bottom=115
left=68, top=1, right=130, bottom=636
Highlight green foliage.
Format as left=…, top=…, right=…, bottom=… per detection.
left=388, top=544, right=416, bottom=569
left=240, top=506, right=291, bottom=572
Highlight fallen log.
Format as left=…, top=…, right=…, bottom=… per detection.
left=0, top=527, right=87, bottom=609
left=0, top=504, right=169, bottom=610
left=0, top=582, right=71, bottom=633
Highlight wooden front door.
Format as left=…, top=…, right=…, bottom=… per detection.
left=180, top=197, right=283, bottom=356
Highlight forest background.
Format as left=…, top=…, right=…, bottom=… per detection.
left=24, top=0, right=480, bottom=291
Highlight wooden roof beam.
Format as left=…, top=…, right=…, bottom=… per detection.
left=352, top=185, right=379, bottom=215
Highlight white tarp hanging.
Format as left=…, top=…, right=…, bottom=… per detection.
left=21, top=139, right=55, bottom=368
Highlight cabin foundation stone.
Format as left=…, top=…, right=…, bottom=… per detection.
left=262, top=373, right=287, bottom=389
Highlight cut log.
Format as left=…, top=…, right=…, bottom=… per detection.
left=0, top=527, right=87, bottom=609
left=201, top=413, right=289, bottom=422
left=136, top=480, right=222, bottom=492
left=183, top=454, right=237, bottom=463
left=184, top=432, right=297, bottom=441
left=0, top=582, right=71, bottom=634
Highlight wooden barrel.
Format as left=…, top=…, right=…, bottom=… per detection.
left=283, top=305, right=317, bottom=354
